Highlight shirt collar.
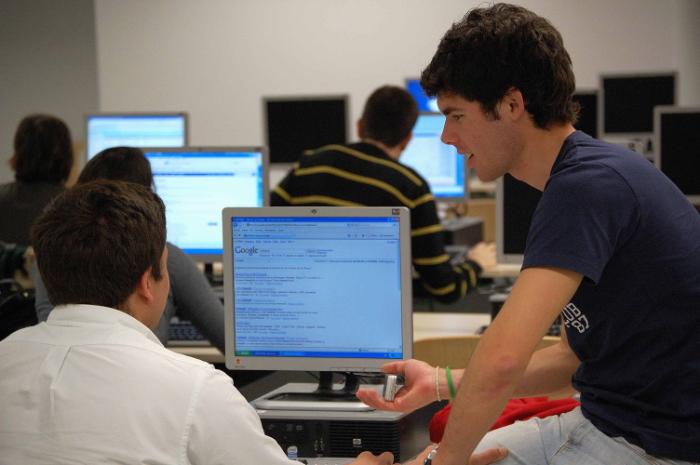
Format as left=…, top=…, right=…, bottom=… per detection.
left=47, top=304, right=163, bottom=346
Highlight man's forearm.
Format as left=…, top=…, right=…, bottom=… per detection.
left=434, top=336, right=527, bottom=465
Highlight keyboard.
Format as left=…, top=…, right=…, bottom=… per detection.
left=167, top=318, right=211, bottom=346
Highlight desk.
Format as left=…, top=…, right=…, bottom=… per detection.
left=171, top=312, right=491, bottom=364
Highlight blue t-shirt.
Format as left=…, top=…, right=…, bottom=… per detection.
left=523, top=131, right=700, bottom=461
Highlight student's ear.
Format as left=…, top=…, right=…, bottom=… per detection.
left=134, top=267, right=156, bottom=304
left=500, top=87, right=526, bottom=121
left=357, top=118, right=365, bottom=139
left=397, top=132, right=413, bottom=152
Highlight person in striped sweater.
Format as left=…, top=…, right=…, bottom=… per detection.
left=271, top=85, right=495, bottom=304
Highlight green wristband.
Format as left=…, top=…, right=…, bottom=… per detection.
left=446, top=366, right=456, bottom=400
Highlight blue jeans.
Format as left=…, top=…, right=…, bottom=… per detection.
left=474, top=407, right=697, bottom=465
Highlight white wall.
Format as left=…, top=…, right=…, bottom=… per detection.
left=673, top=0, right=700, bottom=105
left=95, top=0, right=692, bottom=151
left=0, top=0, right=98, bottom=183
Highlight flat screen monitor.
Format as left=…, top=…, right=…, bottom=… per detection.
left=405, top=78, right=439, bottom=112
left=264, top=95, right=349, bottom=164
left=599, top=73, right=676, bottom=139
left=223, top=206, right=412, bottom=376
left=86, top=112, right=188, bottom=159
left=573, top=90, right=598, bottom=138
left=654, top=106, right=700, bottom=204
left=144, top=147, right=268, bottom=262
left=496, top=174, right=542, bottom=265
left=400, top=113, right=466, bottom=200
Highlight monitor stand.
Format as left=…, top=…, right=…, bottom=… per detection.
left=253, top=372, right=374, bottom=412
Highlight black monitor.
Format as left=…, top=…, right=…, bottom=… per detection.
left=86, top=112, right=188, bottom=159
left=264, top=95, right=349, bottom=164
left=496, top=174, right=542, bottom=265
left=599, top=72, right=676, bottom=139
left=654, top=106, right=700, bottom=204
left=572, top=91, right=598, bottom=138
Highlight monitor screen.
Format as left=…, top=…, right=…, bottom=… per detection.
left=573, top=91, right=598, bottom=138
left=86, top=113, right=188, bottom=159
left=654, top=106, right=700, bottom=204
left=400, top=113, right=466, bottom=200
left=496, top=174, right=542, bottom=265
left=600, top=73, right=676, bottom=138
left=264, top=96, right=348, bottom=164
left=223, top=206, right=413, bottom=372
left=405, top=78, right=439, bottom=112
left=144, top=147, right=268, bottom=261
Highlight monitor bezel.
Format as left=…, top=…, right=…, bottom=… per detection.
left=598, top=71, right=677, bottom=141
left=262, top=94, right=350, bottom=165
left=402, top=111, right=468, bottom=203
left=142, top=146, right=269, bottom=263
left=222, top=206, right=414, bottom=372
left=653, top=105, right=700, bottom=204
left=84, top=111, right=189, bottom=161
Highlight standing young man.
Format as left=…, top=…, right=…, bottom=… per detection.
left=357, top=4, right=700, bottom=464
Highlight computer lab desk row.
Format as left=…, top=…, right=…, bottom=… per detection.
left=169, top=312, right=491, bottom=364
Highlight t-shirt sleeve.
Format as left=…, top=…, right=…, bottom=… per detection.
left=522, top=163, right=639, bottom=284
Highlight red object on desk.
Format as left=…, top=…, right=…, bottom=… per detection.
left=428, top=396, right=580, bottom=443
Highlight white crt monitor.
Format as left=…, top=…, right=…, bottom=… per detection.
left=223, top=206, right=413, bottom=373
left=144, top=147, right=268, bottom=262
left=653, top=106, right=700, bottom=204
left=496, top=174, right=542, bottom=265
left=400, top=113, right=467, bottom=201
left=86, top=112, right=188, bottom=159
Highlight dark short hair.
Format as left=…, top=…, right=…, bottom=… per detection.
left=31, top=180, right=166, bottom=309
left=421, top=3, right=579, bottom=129
left=361, top=85, right=419, bottom=147
left=11, top=114, right=74, bottom=183
left=79, top=146, right=153, bottom=188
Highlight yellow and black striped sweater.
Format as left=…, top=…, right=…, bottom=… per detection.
left=270, top=142, right=481, bottom=303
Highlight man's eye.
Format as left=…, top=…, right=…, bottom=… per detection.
left=452, top=114, right=464, bottom=122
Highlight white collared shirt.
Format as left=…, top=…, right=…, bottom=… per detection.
left=0, top=304, right=296, bottom=465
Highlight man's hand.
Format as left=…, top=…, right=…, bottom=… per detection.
left=356, top=359, right=436, bottom=413
left=468, top=242, right=496, bottom=270
left=403, top=444, right=508, bottom=465
left=348, top=451, right=394, bottom=465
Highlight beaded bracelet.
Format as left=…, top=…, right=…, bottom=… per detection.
left=435, top=365, right=441, bottom=401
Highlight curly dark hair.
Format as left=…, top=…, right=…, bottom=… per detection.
left=11, top=114, right=74, bottom=183
left=421, top=3, right=579, bottom=129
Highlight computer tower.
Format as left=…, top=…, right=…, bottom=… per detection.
left=253, top=383, right=443, bottom=462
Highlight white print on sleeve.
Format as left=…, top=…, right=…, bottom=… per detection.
left=561, top=302, right=589, bottom=334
